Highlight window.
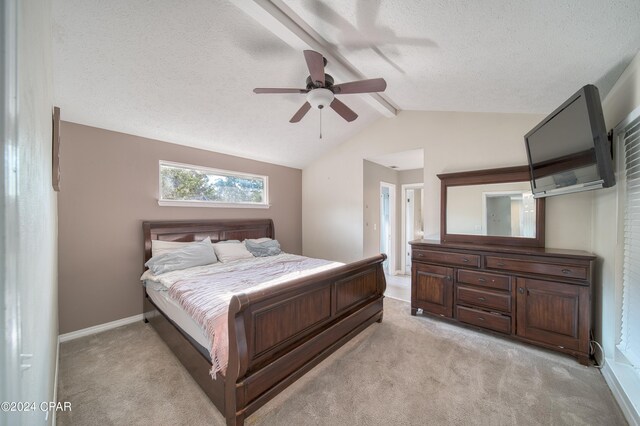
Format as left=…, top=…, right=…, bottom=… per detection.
left=618, top=108, right=640, bottom=373
left=159, top=161, right=269, bottom=208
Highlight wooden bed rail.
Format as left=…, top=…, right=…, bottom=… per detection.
left=225, top=254, right=386, bottom=425
left=233, top=254, right=387, bottom=309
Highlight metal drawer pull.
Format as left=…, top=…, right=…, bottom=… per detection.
left=561, top=269, right=571, bottom=274
left=496, top=262, right=505, bottom=267
left=416, top=253, right=424, bottom=257
left=462, top=258, right=469, bottom=262
left=477, top=278, right=486, bottom=283
left=477, top=317, right=485, bottom=321
left=477, top=297, right=486, bottom=301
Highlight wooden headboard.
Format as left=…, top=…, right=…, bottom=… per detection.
left=142, top=219, right=275, bottom=264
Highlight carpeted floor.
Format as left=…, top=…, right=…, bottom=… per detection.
left=384, top=274, right=411, bottom=301
left=57, top=298, right=626, bottom=425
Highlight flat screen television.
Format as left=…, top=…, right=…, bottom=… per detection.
left=524, top=84, right=615, bottom=198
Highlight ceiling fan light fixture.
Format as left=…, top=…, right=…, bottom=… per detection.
left=306, top=88, right=334, bottom=110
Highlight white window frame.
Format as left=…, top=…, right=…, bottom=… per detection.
left=158, top=160, right=270, bottom=208
left=616, top=105, right=640, bottom=372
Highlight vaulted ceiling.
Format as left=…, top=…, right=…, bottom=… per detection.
left=53, top=0, right=640, bottom=168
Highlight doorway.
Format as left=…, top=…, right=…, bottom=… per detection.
left=401, top=184, right=424, bottom=274
left=379, top=182, right=396, bottom=274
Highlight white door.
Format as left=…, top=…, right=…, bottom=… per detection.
left=401, top=184, right=424, bottom=275
left=405, top=189, right=414, bottom=271
left=380, top=182, right=396, bottom=274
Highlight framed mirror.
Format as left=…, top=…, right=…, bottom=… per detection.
left=439, top=165, right=545, bottom=247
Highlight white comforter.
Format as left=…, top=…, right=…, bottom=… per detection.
left=141, top=253, right=343, bottom=377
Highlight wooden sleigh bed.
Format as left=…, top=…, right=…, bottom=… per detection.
left=142, top=219, right=386, bottom=426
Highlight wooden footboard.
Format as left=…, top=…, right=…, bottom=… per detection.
left=225, top=254, right=386, bottom=426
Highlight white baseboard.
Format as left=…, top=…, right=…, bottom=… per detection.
left=602, top=360, right=640, bottom=426
left=58, top=314, right=144, bottom=343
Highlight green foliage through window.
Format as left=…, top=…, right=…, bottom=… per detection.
left=160, top=163, right=266, bottom=204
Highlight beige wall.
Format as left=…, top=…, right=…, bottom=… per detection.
left=399, top=168, right=423, bottom=185
left=304, top=110, right=592, bottom=263
left=6, top=0, right=59, bottom=423
left=58, top=122, right=302, bottom=333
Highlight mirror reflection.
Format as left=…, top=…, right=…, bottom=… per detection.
left=446, top=181, right=535, bottom=237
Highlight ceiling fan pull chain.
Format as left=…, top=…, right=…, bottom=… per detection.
left=319, top=109, right=323, bottom=139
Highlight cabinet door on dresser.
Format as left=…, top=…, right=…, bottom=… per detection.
left=412, top=263, right=453, bottom=317
left=516, top=277, right=590, bottom=352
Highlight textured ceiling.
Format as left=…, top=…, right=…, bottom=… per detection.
left=285, top=0, right=640, bottom=113
left=52, top=0, right=380, bottom=168
left=53, top=0, right=640, bottom=169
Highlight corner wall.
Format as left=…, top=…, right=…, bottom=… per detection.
left=6, top=0, right=59, bottom=423
left=303, top=110, right=592, bottom=263
left=593, top=51, right=640, bottom=423
left=58, top=122, right=302, bottom=334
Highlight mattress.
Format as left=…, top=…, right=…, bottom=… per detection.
left=145, top=284, right=210, bottom=351
left=142, top=253, right=343, bottom=377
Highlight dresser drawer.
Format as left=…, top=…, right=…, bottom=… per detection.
left=456, top=305, right=511, bottom=334
left=486, top=256, right=588, bottom=280
left=457, top=269, right=511, bottom=291
left=413, top=249, right=480, bottom=268
left=456, top=285, right=512, bottom=313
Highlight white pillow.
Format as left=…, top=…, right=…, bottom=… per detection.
left=213, top=241, right=254, bottom=263
left=152, top=240, right=193, bottom=257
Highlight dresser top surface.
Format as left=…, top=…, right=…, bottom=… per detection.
left=409, top=239, right=596, bottom=260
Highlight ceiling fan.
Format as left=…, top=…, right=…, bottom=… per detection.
left=253, top=50, right=387, bottom=123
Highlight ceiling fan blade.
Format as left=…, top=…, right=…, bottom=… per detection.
left=290, top=102, right=312, bottom=123
left=254, top=88, right=308, bottom=94
left=332, top=78, right=387, bottom=94
left=330, top=98, right=358, bottom=122
left=304, top=50, right=325, bottom=86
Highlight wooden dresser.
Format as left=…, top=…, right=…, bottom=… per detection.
left=410, top=240, right=596, bottom=364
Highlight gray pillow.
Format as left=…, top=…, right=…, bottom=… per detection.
left=245, top=239, right=282, bottom=257
left=145, top=237, right=217, bottom=275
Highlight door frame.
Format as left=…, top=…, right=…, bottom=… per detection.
left=379, top=181, right=396, bottom=275
left=401, top=183, right=423, bottom=275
